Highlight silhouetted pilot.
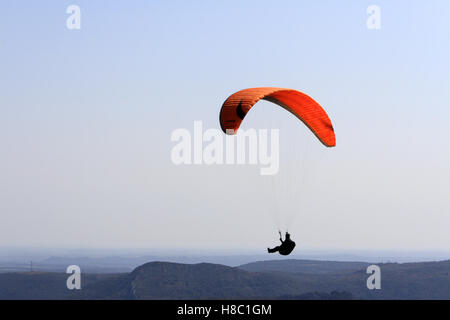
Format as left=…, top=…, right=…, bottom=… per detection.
left=267, top=231, right=296, bottom=255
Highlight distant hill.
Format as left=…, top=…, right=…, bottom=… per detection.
left=0, top=272, right=119, bottom=300
left=123, top=262, right=305, bottom=299
left=238, top=259, right=450, bottom=299
left=0, top=259, right=449, bottom=299
left=239, top=259, right=371, bottom=274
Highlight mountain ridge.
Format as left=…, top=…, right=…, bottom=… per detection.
left=0, top=259, right=449, bottom=299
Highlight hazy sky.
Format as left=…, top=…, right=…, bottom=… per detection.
left=1, top=1, right=449, bottom=252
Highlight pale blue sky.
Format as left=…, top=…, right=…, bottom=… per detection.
left=1, top=1, right=449, bottom=252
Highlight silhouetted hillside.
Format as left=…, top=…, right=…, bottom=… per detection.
left=0, top=272, right=119, bottom=299
left=239, top=259, right=370, bottom=274
left=1, top=260, right=449, bottom=299
left=124, top=262, right=304, bottom=299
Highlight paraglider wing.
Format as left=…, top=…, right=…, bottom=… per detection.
left=219, top=87, right=336, bottom=147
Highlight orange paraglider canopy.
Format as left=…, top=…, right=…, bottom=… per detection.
left=219, top=87, right=336, bottom=147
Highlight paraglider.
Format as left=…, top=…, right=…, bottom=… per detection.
left=219, top=87, right=336, bottom=256
left=268, top=232, right=296, bottom=256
